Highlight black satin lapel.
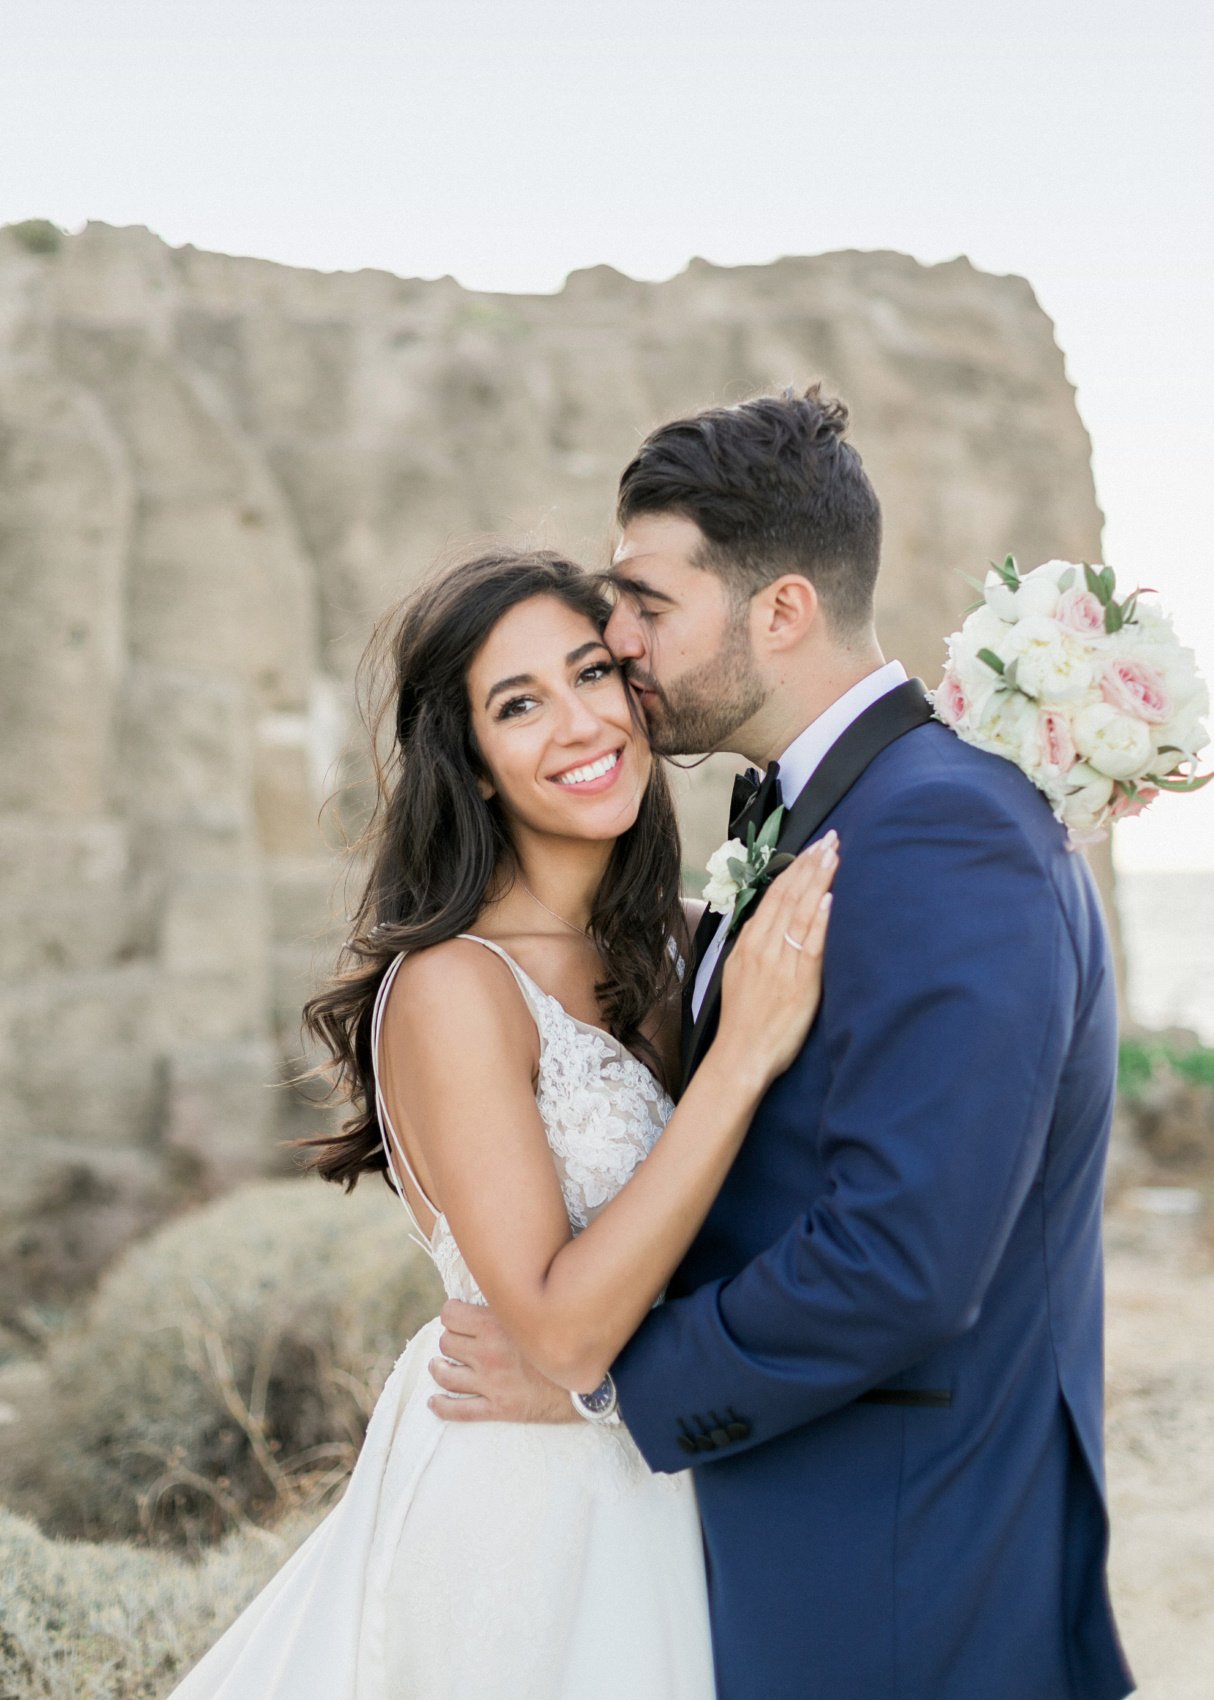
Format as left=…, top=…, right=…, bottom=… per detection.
left=772, top=678, right=933, bottom=858
left=680, top=679, right=933, bottom=1091
left=681, top=900, right=724, bottom=1063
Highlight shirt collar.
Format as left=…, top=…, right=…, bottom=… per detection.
left=775, top=660, right=909, bottom=808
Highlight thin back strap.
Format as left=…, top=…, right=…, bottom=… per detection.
left=371, top=953, right=441, bottom=1254
left=455, top=933, right=548, bottom=1037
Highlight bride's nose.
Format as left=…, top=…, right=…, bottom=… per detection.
left=551, top=687, right=608, bottom=745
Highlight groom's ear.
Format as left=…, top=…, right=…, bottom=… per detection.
left=758, top=574, right=820, bottom=652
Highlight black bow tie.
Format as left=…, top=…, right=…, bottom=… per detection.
left=728, top=761, right=781, bottom=836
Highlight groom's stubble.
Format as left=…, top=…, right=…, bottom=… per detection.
left=633, top=597, right=770, bottom=758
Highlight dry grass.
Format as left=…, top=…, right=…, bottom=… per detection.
left=0, top=1176, right=442, bottom=1549
left=0, top=1500, right=323, bottom=1698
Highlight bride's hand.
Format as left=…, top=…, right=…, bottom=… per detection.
left=713, top=831, right=838, bottom=1089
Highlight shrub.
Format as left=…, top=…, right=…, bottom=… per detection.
left=0, top=1501, right=323, bottom=1698
left=0, top=1177, right=443, bottom=1549
left=1118, top=1037, right=1214, bottom=1098
left=5, top=218, right=63, bottom=254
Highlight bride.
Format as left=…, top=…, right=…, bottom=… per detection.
left=168, top=548, right=836, bottom=1699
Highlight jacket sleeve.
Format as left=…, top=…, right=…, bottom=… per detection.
left=612, top=778, right=1085, bottom=1474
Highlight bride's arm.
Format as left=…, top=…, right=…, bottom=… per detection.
left=383, top=841, right=836, bottom=1393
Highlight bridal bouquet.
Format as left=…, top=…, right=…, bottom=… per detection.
left=934, top=556, right=1210, bottom=846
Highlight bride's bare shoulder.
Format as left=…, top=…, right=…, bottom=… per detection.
left=383, top=937, right=535, bottom=1053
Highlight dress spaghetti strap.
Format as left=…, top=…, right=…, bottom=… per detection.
left=370, top=953, right=441, bottom=1255
left=370, top=936, right=547, bottom=1255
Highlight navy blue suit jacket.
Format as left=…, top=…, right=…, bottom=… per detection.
left=613, top=694, right=1134, bottom=1700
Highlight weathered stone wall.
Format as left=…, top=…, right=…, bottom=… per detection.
left=0, top=222, right=1111, bottom=1307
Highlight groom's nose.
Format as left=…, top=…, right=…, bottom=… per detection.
left=604, top=599, right=645, bottom=663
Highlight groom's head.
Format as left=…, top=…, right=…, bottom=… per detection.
left=605, top=385, right=882, bottom=757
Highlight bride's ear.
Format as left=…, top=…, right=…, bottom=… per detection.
left=476, top=774, right=496, bottom=802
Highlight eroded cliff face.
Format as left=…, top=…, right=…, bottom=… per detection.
left=0, top=222, right=1109, bottom=1305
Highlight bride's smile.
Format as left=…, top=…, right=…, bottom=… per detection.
left=466, top=593, right=651, bottom=844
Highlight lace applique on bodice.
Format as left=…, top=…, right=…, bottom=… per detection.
left=371, top=934, right=674, bottom=1305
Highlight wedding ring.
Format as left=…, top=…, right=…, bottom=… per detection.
left=782, top=930, right=804, bottom=952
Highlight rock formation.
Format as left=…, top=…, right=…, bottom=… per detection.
left=0, top=221, right=1113, bottom=1307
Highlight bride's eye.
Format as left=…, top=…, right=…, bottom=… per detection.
left=496, top=694, right=539, bottom=720
left=578, top=661, right=617, bottom=685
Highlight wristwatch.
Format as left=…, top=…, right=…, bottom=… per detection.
left=570, top=1372, right=620, bottom=1424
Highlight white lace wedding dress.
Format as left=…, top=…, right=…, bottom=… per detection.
left=169, top=934, right=715, bottom=1699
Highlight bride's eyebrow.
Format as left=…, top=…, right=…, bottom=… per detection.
left=483, top=642, right=611, bottom=710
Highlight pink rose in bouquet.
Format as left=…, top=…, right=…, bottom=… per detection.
left=1101, top=657, right=1171, bottom=725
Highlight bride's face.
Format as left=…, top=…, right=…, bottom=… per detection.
left=467, top=595, right=652, bottom=844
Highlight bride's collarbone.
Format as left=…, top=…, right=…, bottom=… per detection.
left=471, top=927, right=606, bottom=1030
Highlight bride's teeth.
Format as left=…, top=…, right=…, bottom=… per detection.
left=556, top=750, right=620, bottom=786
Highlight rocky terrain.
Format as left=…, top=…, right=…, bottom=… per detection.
left=0, top=221, right=1115, bottom=1313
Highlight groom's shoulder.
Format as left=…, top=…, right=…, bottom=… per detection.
left=851, top=721, right=1061, bottom=849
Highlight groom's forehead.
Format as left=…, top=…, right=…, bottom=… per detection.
left=611, top=513, right=706, bottom=583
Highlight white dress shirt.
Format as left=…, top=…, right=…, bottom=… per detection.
left=691, top=660, right=909, bottom=1019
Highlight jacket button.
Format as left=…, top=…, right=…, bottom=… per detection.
left=696, top=1434, right=717, bottom=1452
left=677, top=1435, right=698, bottom=1456
left=710, top=1427, right=730, bottom=1447
left=726, top=1421, right=750, bottom=1441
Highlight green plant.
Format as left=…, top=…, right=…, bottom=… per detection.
left=1118, top=1037, right=1214, bottom=1098
left=6, top=218, right=63, bottom=254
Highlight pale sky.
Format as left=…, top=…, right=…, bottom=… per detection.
left=6, top=0, right=1212, bottom=869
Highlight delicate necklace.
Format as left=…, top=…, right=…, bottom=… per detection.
left=519, top=877, right=591, bottom=938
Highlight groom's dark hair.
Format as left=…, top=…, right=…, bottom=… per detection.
left=616, top=384, right=882, bottom=634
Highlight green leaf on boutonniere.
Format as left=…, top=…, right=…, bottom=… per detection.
left=726, top=857, right=750, bottom=883
left=766, top=852, right=796, bottom=874
left=728, top=885, right=760, bottom=933
left=755, top=804, right=785, bottom=851
left=746, top=819, right=757, bottom=852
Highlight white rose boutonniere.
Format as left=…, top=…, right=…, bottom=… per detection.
left=703, top=806, right=795, bottom=933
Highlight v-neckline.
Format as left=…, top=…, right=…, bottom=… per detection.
left=457, top=932, right=665, bottom=1089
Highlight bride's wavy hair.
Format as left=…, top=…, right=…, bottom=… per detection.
left=295, top=548, right=683, bottom=1189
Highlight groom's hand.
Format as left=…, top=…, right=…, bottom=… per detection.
left=429, top=1299, right=578, bottom=1424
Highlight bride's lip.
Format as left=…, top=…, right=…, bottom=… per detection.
left=547, top=746, right=626, bottom=794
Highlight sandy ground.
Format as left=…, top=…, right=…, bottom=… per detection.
left=1103, top=1189, right=1214, bottom=1699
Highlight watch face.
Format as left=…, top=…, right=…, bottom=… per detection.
left=579, top=1376, right=616, bottom=1416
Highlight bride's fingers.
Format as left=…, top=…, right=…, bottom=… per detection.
left=752, top=833, right=837, bottom=958
left=782, top=845, right=838, bottom=954
left=798, top=890, right=834, bottom=962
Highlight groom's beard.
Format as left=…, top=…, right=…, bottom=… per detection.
left=629, top=615, right=768, bottom=757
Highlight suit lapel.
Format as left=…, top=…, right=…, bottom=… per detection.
left=681, top=899, right=724, bottom=1062
left=681, top=678, right=933, bottom=1092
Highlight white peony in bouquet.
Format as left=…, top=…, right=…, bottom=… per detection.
left=934, top=556, right=1211, bottom=846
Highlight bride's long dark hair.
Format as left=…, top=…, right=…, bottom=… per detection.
left=296, top=549, right=683, bottom=1190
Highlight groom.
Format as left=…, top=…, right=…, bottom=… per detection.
left=433, top=387, right=1134, bottom=1700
